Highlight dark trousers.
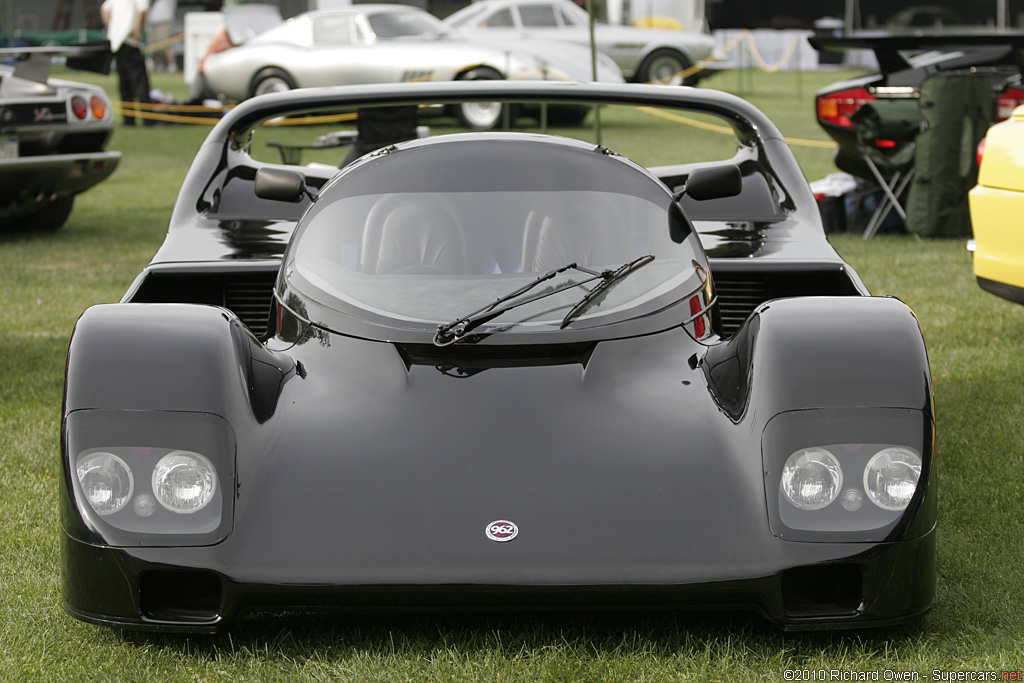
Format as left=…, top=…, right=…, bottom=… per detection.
left=114, top=43, right=151, bottom=125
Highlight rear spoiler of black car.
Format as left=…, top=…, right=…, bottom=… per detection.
left=808, top=32, right=1024, bottom=74
left=0, top=42, right=112, bottom=83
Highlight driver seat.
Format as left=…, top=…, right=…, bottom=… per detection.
left=522, top=201, right=630, bottom=272
left=360, top=199, right=467, bottom=274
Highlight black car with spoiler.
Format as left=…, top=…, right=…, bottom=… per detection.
left=811, top=33, right=1024, bottom=182
left=60, top=81, right=935, bottom=632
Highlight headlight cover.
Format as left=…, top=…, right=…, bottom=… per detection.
left=64, top=410, right=234, bottom=547
left=763, top=408, right=933, bottom=543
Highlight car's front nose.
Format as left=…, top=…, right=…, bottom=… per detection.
left=62, top=326, right=934, bottom=631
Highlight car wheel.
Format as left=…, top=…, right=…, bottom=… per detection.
left=250, top=68, right=297, bottom=98
left=19, top=196, right=74, bottom=232
left=637, top=48, right=695, bottom=86
left=455, top=67, right=508, bottom=130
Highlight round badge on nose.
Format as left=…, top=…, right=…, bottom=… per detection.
left=485, top=520, right=519, bottom=542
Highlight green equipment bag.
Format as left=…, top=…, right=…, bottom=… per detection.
left=906, top=74, right=992, bottom=237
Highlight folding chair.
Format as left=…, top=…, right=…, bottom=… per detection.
left=849, top=99, right=920, bottom=239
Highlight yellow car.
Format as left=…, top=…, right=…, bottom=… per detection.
left=969, top=105, right=1024, bottom=304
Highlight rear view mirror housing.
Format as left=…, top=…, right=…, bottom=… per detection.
left=678, top=164, right=743, bottom=201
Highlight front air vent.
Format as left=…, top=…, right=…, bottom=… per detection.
left=710, top=265, right=864, bottom=337
left=225, top=274, right=277, bottom=338
left=712, top=273, right=770, bottom=335
left=128, top=268, right=279, bottom=339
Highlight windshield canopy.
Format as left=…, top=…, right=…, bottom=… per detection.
left=283, top=133, right=709, bottom=341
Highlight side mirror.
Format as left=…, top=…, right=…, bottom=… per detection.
left=254, top=168, right=310, bottom=203
left=679, top=164, right=742, bottom=201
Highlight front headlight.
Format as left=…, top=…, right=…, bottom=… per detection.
left=780, top=448, right=842, bottom=510
left=77, top=452, right=134, bottom=516
left=153, top=451, right=218, bottom=514
left=864, top=447, right=922, bottom=511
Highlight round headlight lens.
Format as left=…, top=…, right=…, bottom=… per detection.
left=864, top=447, right=922, bottom=511
left=152, top=450, right=217, bottom=514
left=77, top=452, right=134, bottom=516
left=781, top=448, right=843, bottom=510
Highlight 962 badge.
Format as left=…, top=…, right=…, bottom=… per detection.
left=485, top=520, right=518, bottom=543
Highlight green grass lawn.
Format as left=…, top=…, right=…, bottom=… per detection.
left=3, top=68, right=1024, bottom=682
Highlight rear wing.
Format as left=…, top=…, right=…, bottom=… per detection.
left=0, top=42, right=112, bottom=83
left=808, top=32, right=1024, bottom=74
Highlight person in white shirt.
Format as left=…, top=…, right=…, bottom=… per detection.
left=101, top=0, right=152, bottom=125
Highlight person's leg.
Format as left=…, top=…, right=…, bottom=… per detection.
left=114, top=47, right=134, bottom=125
left=120, top=45, right=152, bottom=125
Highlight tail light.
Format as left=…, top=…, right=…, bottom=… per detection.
left=816, top=87, right=875, bottom=129
left=70, top=96, right=88, bottom=120
left=996, top=86, right=1024, bottom=121
left=90, top=95, right=107, bottom=120
left=977, top=137, right=986, bottom=168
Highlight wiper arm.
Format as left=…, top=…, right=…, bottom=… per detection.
left=560, top=254, right=655, bottom=329
left=434, top=262, right=612, bottom=346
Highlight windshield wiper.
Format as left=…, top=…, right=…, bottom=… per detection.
left=433, top=259, right=649, bottom=346
left=560, top=254, right=655, bottom=329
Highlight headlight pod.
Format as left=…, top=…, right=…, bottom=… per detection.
left=781, top=448, right=842, bottom=510
left=152, top=451, right=217, bottom=514
left=77, top=452, right=134, bottom=516
left=64, top=410, right=234, bottom=547
left=762, top=408, right=933, bottom=543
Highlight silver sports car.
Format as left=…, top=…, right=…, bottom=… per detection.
left=444, top=0, right=717, bottom=86
left=201, top=4, right=623, bottom=129
left=0, top=45, right=120, bottom=231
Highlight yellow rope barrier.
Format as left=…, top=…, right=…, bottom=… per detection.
left=143, top=33, right=184, bottom=54
left=113, top=103, right=360, bottom=126
left=739, top=30, right=803, bottom=74
left=127, top=100, right=233, bottom=112
left=636, top=106, right=733, bottom=134
left=636, top=105, right=834, bottom=149
left=261, top=112, right=358, bottom=126
left=113, top=103, right=224, bottom=125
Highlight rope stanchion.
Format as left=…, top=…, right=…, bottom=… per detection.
left=642, top=29, right=804, bottom=84
left=740, top=30, right=802, bottom=74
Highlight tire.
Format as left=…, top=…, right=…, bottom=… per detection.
left=19, top=196, right=74, bottom=232
left=250, top=68, right=297, bottom=99
left=454, top=67, right=508, bottom=130
left=636, top=48, right=695, bottom=86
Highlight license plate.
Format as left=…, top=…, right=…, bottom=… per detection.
left=0, top=134, right=17, bottom=159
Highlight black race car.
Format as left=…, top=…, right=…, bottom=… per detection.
left=61, top=81, right=935, bottom=632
